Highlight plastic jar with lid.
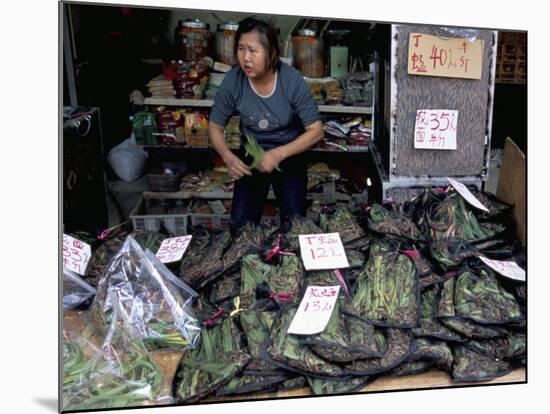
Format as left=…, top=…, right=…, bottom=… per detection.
left=215, top=22, right=239, bottom=66
left=292, top=29, right=324, bottom=78
left=175, top=19, right=211, bottom=62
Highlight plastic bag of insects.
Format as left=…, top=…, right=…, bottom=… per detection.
left=92, top=236, right=201, bottom=351
left=63, top=292, right=166, bottom=411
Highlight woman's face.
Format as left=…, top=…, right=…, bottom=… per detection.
left=237, top=31, right=269, bottom=79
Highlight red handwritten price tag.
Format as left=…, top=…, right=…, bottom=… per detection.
left=155, top=236, right=192, bottom=263
left=62, top=234, right=92, bottom=276
left=287, top=285, right=340, bottom=335
left=479, top=257, right=525, bottom=282
left=298, top=233, right=349, bottom=270
left=447, top=177, right=489, bottom=212
left=414, top=109, right=458, bottom=150
left=408, top=32, right=484, bottom=80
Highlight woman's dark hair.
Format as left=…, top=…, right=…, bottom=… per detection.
left=234, top=17, right=281, bottom=72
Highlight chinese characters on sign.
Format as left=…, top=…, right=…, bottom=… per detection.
left=298, top=233, right=349, bottom=270
left=62, top=234, right=92, bottom=276
left=447, top=177, right=490, bottom=212
left=287, top=285, right=340, bottom=335
left=479, top=257, right=526, bottom=282
left=155, top=236, right=193, bottom=263
left=408, top=33, right=484, bottom=79
left=414, top=109, right=458, bottom=150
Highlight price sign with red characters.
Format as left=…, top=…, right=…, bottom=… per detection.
left=287, top=285, right=340, bottom=335
left=408, top=33, right=484, bottom=80
left=414, top=109, right=458, bottom=150
left=156, top=236, right=193, bottom=263
left=62, top=234, right=92, bottom=276
left=298, top=233, right=349, bottom=270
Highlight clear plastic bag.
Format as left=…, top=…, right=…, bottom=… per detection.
left=63, top=293, right=168, bottom=410
left=92, top=235, right=201, bottom=351
left=63, top=268, right=96, bottom=309
left=107, top=134, right=148, bottom=182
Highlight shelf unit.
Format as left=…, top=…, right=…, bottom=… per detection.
left=137, top=75, right=375, bottom=224
left=142, top=97, right=373, bottom=115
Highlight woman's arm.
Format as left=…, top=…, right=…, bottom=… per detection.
left=209, top=121, right=251, bottom=180
left=257, top=120, right=323, bottom=173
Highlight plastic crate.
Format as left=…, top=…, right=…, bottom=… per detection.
left=189, top=214, right=231, bottom=231
left=130, top=198, right=189, bottom=235
left=189, top=214, right=280, bottom=231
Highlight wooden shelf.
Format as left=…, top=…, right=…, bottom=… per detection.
left=141, top=97, right=372, bottom=114
left=143, top=98, right=214, bottom=107
left=143, top=189, right=353, bottom=202
left=318, top=105, right=373, bottom=114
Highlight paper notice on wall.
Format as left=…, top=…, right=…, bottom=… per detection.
left=408, top=32, right=484, bottom=79
left=156, top=235, right=193, bottom=263
left=62, top=234, right=92, bottom=276
left=414, top=109, right=458, bottom=150
left=298, top=233, right=349, bottom=270
left=447, top=177, right=489, bottom=212
left=287, top=285, right=340, bottom=335
left=479, top=257, right=526, bottom=282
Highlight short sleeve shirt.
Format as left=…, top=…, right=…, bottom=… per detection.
left=209, top=62, right=321, bottom=149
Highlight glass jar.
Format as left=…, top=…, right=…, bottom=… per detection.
left=175, top=19, right=211, bottom=62
left=292, top=29, right=324, bottom=78
left=215, top=22, right=239, bottom=66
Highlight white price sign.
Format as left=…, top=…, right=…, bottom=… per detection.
left=298, top=233, right=349, bottom=270
left=287, top=285, right=340, bottom=335
left=447, top=177, right=489, bottom=212
left=155, top=236, right=192, bottom=263
left=479, top=257, right=526, bottom=282
left=414, top=109, right=458, bottom=150
left=62, top=234, right=92, bottom=276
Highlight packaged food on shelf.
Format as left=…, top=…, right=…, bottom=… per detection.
left=318, top=115, right=371, bottom=151
left=146, top=75, right=176, bottom=97
left=132, top=111, right=157, bottom=146
left=184, top=111, right=209, bottom=147
left=174, top=61, right=210, bottom=99
left=155, top=107, right=186, bottom=145
left=204, top=72, right=226, bottom=99
left=343, top=71, right=374, bottom=106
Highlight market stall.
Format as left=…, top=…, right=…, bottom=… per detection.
left=61, top=3, right=527, bottom=412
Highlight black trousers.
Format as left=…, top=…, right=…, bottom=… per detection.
left=230, top=152, right=307, bottom=231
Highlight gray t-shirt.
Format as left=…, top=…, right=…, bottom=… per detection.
left=209, top=62, right=321, bottom=149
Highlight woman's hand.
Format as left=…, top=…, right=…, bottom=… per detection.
left=224, top=152, right=252, bottom=180
left=257, top=147, right=284, bottom=173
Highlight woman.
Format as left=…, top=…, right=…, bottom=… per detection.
left=209, top=17, right=324, bottom=230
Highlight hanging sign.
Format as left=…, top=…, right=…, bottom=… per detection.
left=156, top=235, right=193, bottom=263
left=414, top=109, right=458, bottom=150
left=447, top=178, right=490, bottom=212
left=299, top=233, right=349, bottom=270
left=408, top=32, right=484, bottom=79
left=287, top=285, right=340, bottom=335
left=62, top=234, right=92, bottom=276
left=479, top=257, right=526, bottom=282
